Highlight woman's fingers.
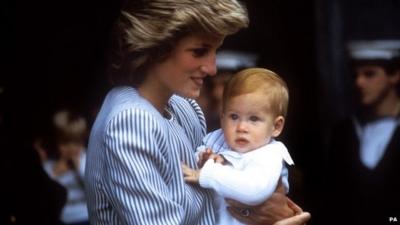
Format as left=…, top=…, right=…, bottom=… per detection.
left=273, top=212, right=311, bottom=225
left=286, top=197, right=303, bottom=215
left=225, top=191, right=303, bottom=225
left=225, top=199, right=276, bottom=225
left=226, top=204, right=259, bottom=225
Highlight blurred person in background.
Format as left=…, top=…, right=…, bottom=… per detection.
left=42, top=109, right=89, bottom=225
left=2, top=104, right=67, bottom=225
left=326, top=40, right=400, bottom=225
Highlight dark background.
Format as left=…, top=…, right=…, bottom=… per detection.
left=2, top=0, right=400, bottom=224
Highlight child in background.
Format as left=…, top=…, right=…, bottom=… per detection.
left=42, top=109, right=90, bottom=225
left=183, top=68, right=294, bottom=225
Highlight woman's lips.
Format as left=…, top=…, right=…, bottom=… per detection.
left=191, top=77, right=204, bottom=87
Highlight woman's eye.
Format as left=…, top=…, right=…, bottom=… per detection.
left=192, top=48, right=208, bottom=57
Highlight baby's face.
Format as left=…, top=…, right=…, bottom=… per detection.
left=221, top=92, right=277, bottom=153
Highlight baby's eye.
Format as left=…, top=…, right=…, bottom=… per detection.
left=249, top=116, right=259, bottom=122
left=229, top=114, right=239, bottom=120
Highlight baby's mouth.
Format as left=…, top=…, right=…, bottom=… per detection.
left=235, top=138, right=248, bottom=145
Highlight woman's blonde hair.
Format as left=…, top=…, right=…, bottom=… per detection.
left=222, top=68, right=289, bottom=117
left=108, top=0, right=249, bottom=85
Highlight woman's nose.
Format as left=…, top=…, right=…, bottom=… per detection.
left=200, top=54, right=217, bottom=76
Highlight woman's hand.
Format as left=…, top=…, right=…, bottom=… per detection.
left=226, top=181, right=310, bottom=225
left=273, top=212, right=311, bottom=225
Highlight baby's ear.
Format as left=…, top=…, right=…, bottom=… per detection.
left=219, top=112, right=225, bottom=126
left=272, top=116, right=285, bottom=137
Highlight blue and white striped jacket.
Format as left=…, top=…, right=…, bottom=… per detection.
left=84, top=86, right=215, bottom=225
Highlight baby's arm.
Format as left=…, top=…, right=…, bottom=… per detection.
left=183, top=148, right=225, bottom=183
left=199, top=150, right=284, bottom=206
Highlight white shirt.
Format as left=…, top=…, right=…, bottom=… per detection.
left=43, top=151, right=88, bottom=224
left=354, top=117, right=400, bottom=169
left=197, top=129, right=294, bottom=225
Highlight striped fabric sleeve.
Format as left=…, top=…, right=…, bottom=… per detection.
left=171, top=97, right=207, bottom=149
left=186, top=98, right=207, bottom=135
left=103, top=108, right=183, bottom=225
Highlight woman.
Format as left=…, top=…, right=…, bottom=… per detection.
left=84, top=0, right=310, bottom=224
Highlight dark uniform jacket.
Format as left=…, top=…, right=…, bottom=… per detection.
left=326, top=117, right=400, bottom=225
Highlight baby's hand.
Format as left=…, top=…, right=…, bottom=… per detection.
left=182, top=163, right=200, bottom=183
left=208, top=153, right=225, bottom=164
left=198, top=148, right=225, bottom=167
left=198, top=148, right=213, bottom=167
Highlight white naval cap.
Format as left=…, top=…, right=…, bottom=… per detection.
left=216, top=50, right=258, bottom=71
left=348, top=40, right=400, bottom=61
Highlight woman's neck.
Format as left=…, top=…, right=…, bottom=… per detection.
left=138, top=79, right=172, bottom=114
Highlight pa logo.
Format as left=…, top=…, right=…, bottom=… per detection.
left=389, top=217, right=398, bottom=222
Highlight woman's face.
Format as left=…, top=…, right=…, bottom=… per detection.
left=146, top=33, right=224, bottom=99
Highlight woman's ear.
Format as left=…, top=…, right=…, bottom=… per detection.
left=272, top=116, right=285, bottom=137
